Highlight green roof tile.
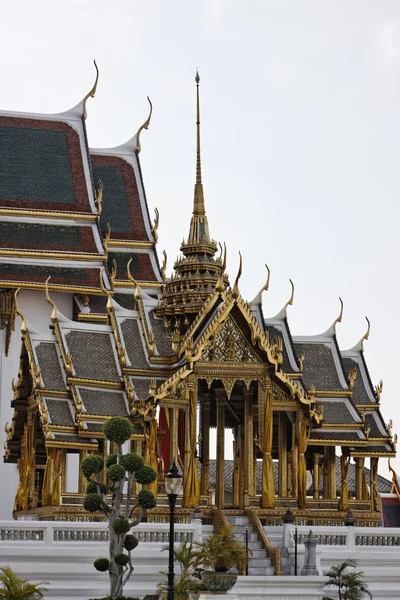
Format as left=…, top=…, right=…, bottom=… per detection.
left=0, top=127, right=75, bottom=204
left=0, top=222, right=81, bottom=246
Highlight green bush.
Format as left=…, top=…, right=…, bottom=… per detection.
left=106, top=453, right=118, bottom=468
left=86, top=481, right=98, bottom=494
left=112, top=517, right=130, bottom=534
left=83, top=494, right=103, bottom=513
left=93, top=558, right=110, bottom=572
left=103, top=417, right=133, bottom=444
left=138, top=489, right=156, bottom=510
left=120, top=453, right=143, bottom=473
left=81, top=455, right=104, bottom=479
left=107, top=463, right=126, bottom=482
left=124, top=534, right=139, bottom=551
left=135, top=466, right=157, bottom=485
left=114, top=553, right=130, bottom=566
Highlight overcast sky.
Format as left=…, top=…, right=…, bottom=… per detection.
left=1, top=1, right=400, bottom=478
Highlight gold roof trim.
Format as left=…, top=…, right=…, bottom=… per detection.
left=82, top=60, right=99, bottom=120
left=135, top=96, right=153, bottom=153
left=0, top=208, right=97, bottom=221
left=0, top=249, right=106, bottom=261
left=108, top=240, right=155, bottom=249
left=127, top=259, right=155, bottom=357
left=0, top=281, right=106, bottom=295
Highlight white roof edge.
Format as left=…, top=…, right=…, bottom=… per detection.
left=90, top=135, right=139, bottom=158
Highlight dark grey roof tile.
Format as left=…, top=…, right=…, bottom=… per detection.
left=45, top=398, right=74, bottom=427
left=36, top=342, right=65, bottom=390
left=65, top=330, right=120, bottom=382
left=78, top=387, right=128, bottom=416
left=294, top=342, right=344, bottom=390
left=121, top=319, right=148, bottom=368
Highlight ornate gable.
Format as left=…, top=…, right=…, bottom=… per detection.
left=202, top=316, right=261, bottom=364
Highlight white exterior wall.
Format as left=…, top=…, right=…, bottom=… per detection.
left=0, top=290, right=73, bottom=520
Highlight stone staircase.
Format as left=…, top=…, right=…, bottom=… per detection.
left=227, top=515, right=275, bottom=575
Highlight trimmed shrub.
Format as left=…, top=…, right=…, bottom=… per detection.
left=135, top=465, right=157, bottom=485
left=112, top=517, right=130, bottom=535
left=138, top=489, right=156, bottom=510
left=93, top=557, right=109, bottom=572
left=103, top=417, right=133, bottom=444
left=120, top=453, right=143, bottom=473
left=81, top=455, right=104, bottom=479
left=107, top=463, right=126, bottom=482
left=106, top=453, right=118, bottom=468
left=124, top=534, right=139, bottom=551
left=114, top=553, right=130, bottom=566
left=83, top=494, right=103, bottom=513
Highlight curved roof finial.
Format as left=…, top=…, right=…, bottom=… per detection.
left=127, top=258, right=141, bottom=300
left=82, top=60, right=99, bottom=120
left=45, top=277, right=58, bottom=320
left=232, top=251, right=242, bottom=299
left=215, top=243, right=227, bottom=293
left=136, top=96, right=153, bottom=153
left=14, top=288, right=27, bottom=333
left=333, top=297, right=344, bottom=333
left=284, top=278, right=295, bottom=315
left=360, top=316, right=370, bottom=352
left=252, top=264, right=271, bottom=305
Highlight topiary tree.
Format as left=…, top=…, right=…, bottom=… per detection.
left=82, top=417, right=157, bottom=600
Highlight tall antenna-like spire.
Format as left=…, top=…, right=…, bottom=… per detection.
left=194, top=70, right=204, bottom=215
left=187, top=70, right=210, bottom=244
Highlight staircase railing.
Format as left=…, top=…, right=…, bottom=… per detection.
left=246, top=508, right=283, bottom=576
left=212, top=506, right=230, bottom=534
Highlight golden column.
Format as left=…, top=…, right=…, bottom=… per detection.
left=215, top=388, right=226, bottom=508
left=232, top=425, right=241, bottom=507
left=370, top=457, right=380, bottom=511
left=329, top=447, right=336, bottom=499
left=313, top=453, right=320, bottom=499
left=243, top=388, right=254, bottom=504
left=323, top=447, right=330, bottom=499
left=278, top=413, right=288, bottom=498
left=200, top=395, right=211, bottom=496
left=355, top=457, right=363, bottom=500
left=291, top=417, right=298, bottom=498
left=169, top=407, right=179, bottom=467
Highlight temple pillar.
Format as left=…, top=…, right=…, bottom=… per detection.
left=313, top=453, right=320, bottom=499
left=244, top=388, right=254, bottom=504
left=232, top=425, right=241, bottom=507
left=278, top=412, right=287, bottom=498
left=355, top=457, right=363, bottom=500
left=330, top=447, right=336, bottom=499
left=184, top=403, right=191, bottom=492
left=323, top=447, right=329, bottom=499
left=215, top=388, right=226, bottom=508
left=200, top=396, right=211, bottom=496
left=169, top=407, right=179, bottom=467
left=291, top=417, right=298, bottom=498
left=79, top=449, right=88, bottom=493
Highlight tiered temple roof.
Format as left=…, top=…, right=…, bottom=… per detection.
left=2, top=67, right=396, bottom=524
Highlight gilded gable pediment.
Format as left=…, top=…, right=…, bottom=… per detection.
left=202, top=316, right=261, bottom=364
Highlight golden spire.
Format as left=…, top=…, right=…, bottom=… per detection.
left=187, top=71, right=211, bottom=245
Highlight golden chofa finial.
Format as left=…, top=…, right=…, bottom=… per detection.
left=99, top=268, right=113, bottom=309
left=45, top=277, right=58, bottom=320
left=333, top=297, right=343, bottom=333
left=232, top=251, right=243, bottom=299
left=215, top=243, right=227, bottom=293
left=161, top=250, right=167, bottom=282
left=95, top=180, right=103, bottom=216
left=360, top=316, right=370, bottom=352
left=127, top=258, right=141, bottom=300
left=151, top=208, right=159, bottom=243
left=14, top=288, right=27, bottom=335
left=252, top=264, right=271, bottom=305
left=136, top=96, right=153, bottom=153
left=82, top=60, right=99, bottom=120
left=284, top=279, right=294, bottom=316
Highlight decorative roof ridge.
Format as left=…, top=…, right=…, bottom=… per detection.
left=266, top=279, right=294, bottom=322
left=126, top=259, right=155, bottom=358
left=293, top=297, right=343, bottom=341
left=342, top=317, right=370, bottom=355
left=251, top=264, right=270, bottom=306
left=90, top=97, right=152, bottom=157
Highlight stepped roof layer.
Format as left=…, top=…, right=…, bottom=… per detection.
left=3, top=71, right=396, bottom=513
left=0, top=69, right=161, bottom=295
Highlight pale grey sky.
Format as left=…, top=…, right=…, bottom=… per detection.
left=1, top=0, right=400, bottom=478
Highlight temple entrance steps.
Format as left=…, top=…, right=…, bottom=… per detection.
left=226, top=515, right=275, bottom=575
